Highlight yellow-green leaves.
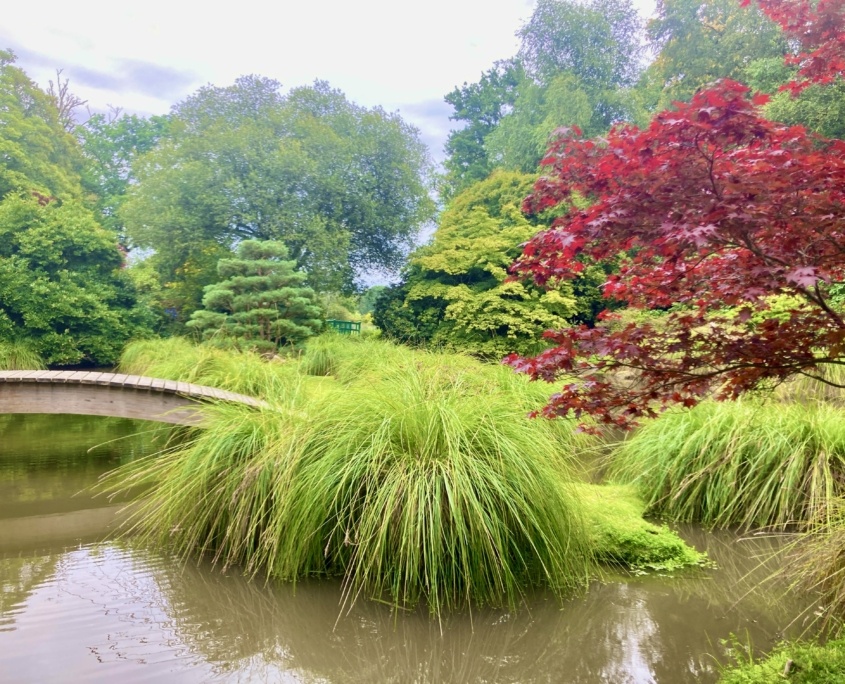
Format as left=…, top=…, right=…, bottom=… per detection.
left=381, top=171, right=579, bottom=358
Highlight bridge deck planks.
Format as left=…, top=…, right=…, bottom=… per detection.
left=7, top=370, right=42, bottom=381
left=37, top=371, right=69, bottom=383
left=0, top=370, right=264, bottom=409
left=120, top=375, right=143, bottom=388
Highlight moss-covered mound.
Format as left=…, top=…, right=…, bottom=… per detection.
left=719, top=638, right=845, bottom=683
left=576, top=484, right=706, bottom=573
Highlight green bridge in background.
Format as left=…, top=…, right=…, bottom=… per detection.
left=326, top=320, right=361, bottom=335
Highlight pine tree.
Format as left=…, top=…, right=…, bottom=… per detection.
left=187, top=240, right=323, bottom=352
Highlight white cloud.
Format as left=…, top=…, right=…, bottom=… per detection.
left=2, top=0, right=657, bottom=156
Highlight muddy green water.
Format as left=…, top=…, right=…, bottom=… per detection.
left=0, top=415, right=811, bottom=684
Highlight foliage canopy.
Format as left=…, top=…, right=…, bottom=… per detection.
left=508, top=80, right=845, bottom=428
left=0, top=50, right=86, bottom=200
left=122, top=77, right=435, bottom=306
left=374, top=171, right=607, bottom=358
left=0, top=52, right=154, bottom=364
left=0, top=194, right=153, bottom=365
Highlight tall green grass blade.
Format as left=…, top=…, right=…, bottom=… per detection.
left=0, top=340, right=45, bottom=370
left=610, top=400, right=845, bottom=529
left=103, top=341, right=597, bottom=614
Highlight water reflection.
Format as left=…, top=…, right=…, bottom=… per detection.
left=0, top=555, right=59, bottom=632
left=54, top=542, right=804, bottom=682
left=0, top=413, right=162, bottom=518
left=0, top=415, right=816, bottom=684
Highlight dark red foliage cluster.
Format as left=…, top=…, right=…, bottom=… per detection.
left=744, top=0, right=845, bottom=94
left=506, top=81, right=845, bottom=429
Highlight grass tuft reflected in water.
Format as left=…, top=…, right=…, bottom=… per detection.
left=0, top=412, right=818, bottom=684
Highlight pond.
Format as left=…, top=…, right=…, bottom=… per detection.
left=0, top=415, right=812, bottom=683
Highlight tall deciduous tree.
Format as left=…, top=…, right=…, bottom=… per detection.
left=507, top=80, right=845, bottom=429
left=746, top=0, right=845, bottom=94
left=0, top=53, right=154, bottom=363
left=122, top=77, right=435, bottom=306
left=77, top=111, right=170, bottom=240
left=518, top=0, right=642, bottom=90
left=442, top=61, right=524, bottom=198
left=0, top=50, right=86, bottom=200
left=745, top=57, right=845, bottom=140
left=485, top=74, right=603, bottom=173
left=644, top=0, right=787, bottom=107
left=442, top=0, right=642, bottom=196
left=186, top=240, right=323, bottom=352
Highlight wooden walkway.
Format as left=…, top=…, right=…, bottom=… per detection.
left=0, top=371, right=265, bottom=425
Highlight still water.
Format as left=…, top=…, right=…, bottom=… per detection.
left=0, top=415, right=810, bottom=684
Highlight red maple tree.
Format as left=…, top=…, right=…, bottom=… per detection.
left=505, top=80, right=845, bottom=428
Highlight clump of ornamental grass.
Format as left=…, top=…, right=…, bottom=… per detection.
left=776, top=364, right=845, bottom=406
left=119, top=337, right=295, bottom=399
left=0, top=340, right=45, bottom=370
left=301, top=335, right=600, bottom=458
left=285, top=362, right=594, bottom=612
left=299, top=333, right=416, bottom=382
left=102, top=358, right=594, bottom=614
left=297, top=332, right=340, bottom=377
left=610, top=399, right=845, bottom=529
left=99, top=381, right=317, bottom=576
left=781, top=498, right=845, bottom=631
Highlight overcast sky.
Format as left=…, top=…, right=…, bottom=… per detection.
left=2, top=0, right=657, bottom=162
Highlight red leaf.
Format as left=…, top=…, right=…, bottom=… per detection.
left=509, top=79, right=845, bottom=430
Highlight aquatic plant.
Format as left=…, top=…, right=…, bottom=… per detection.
left=776, top=363, right=845, bottom=406
left=610, top=399, right=845, bottom=529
